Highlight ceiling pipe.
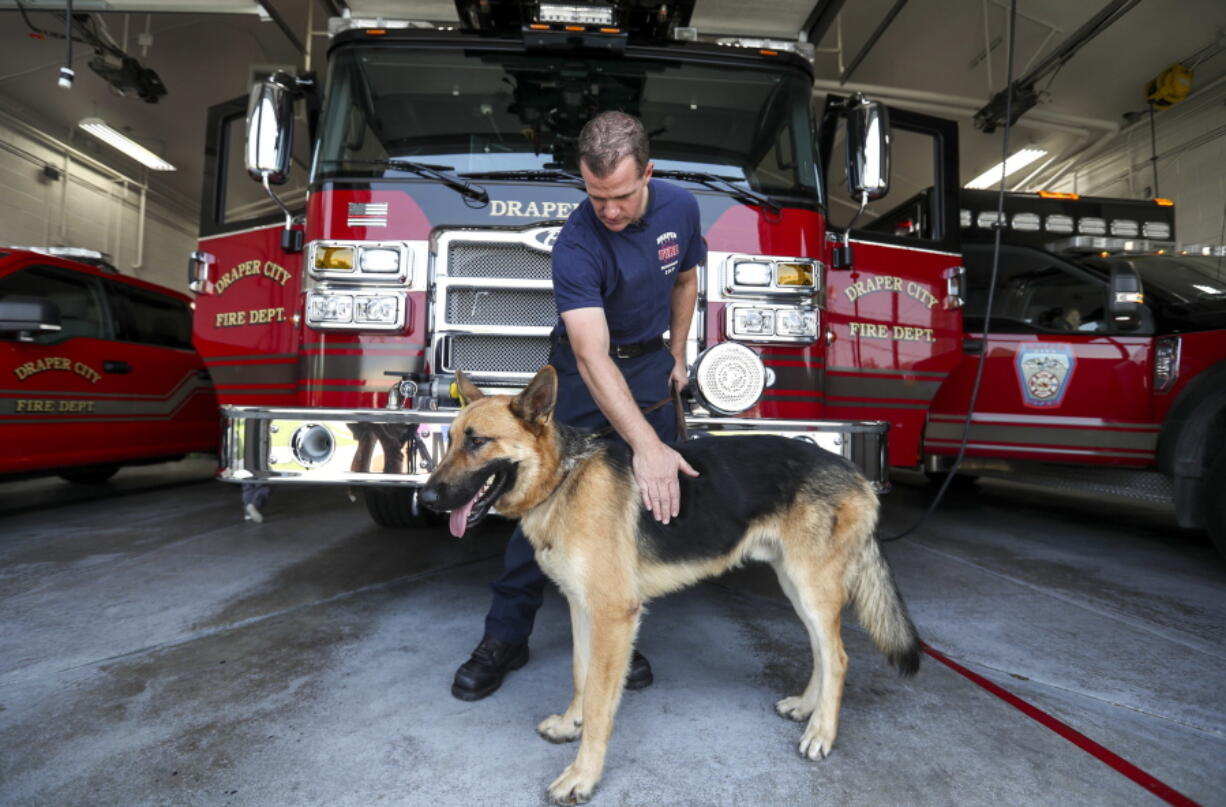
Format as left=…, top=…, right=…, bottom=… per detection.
left=840, top=0, right=909, bottom=84
left=802, top=0, right=849, bottom=46
left=974, top=0, right=1143, bottom=132
left=1025, top=70, right=1226, bottom=190
left=257, top=0, right=305, bottom=54
left=812, top=78, right=1117, bottom=135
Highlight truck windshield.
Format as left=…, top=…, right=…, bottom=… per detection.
left=314, top=45, right=820, bottom=204
left=1115, top=255, right=1226, bottom=303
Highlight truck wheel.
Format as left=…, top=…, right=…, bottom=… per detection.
left=1204, top=452, right=1226, bottom=560
left=59, top=467, right=119, bottom=485
left=363, top=487, right=443, bottom=529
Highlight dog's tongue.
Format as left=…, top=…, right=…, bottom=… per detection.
left=448, top=490, right=479, bottom=538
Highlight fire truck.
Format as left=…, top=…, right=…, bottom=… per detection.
left=189, top=0, right=970, bottom=527
left=874, top=188, right=1226, bottom=556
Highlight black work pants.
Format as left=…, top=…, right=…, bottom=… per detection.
left=482, top=340, right=676, bottom=645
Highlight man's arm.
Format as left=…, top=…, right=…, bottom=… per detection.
left=561, top=307, right=698, bottom=524
left=667, top=266, right=699, bottom=389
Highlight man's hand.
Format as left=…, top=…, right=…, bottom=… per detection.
left=632, top=439, right=699, bottom=524
left=669, top=354, right=688, bottom=396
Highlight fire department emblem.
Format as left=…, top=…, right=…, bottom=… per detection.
left=526, top=226, right=562, bottom=251
left=1016, top=343, right=1075, bottom=408
left=656, top=230, right=680, bottom=275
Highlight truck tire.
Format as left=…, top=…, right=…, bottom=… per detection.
left=59, top=467, right=119, bottom=485
left=1204, top=452, right=1226, bottom=561
left=363, top=487, right=442, bottom=529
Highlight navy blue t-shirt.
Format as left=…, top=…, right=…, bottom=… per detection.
left=552, top=179, right=706, bottom=345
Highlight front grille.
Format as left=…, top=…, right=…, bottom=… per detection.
left=443, top=334, right=552, bottom=375
left=445, top=287, right=556, bottom=327
left=448, top=241, right=553, bottom=280
left=435, top=231, right=560, bottom=382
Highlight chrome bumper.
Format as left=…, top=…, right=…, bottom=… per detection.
left=219, top=406, right=890, bottom=492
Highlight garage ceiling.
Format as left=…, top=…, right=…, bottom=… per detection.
left=0, top=0, right=1223, bottom=221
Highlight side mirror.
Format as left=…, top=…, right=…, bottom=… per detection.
left=833, top=94, right=890, bottom=270
left=844, top=94, right=890, bottom=202
left=0, top=296, right=61, bottom=341
left=245, top=71, right=303, bottom=252
left=1107, top=260, right=1144, bottom=332
left=245, top=72, right=295, bottom=185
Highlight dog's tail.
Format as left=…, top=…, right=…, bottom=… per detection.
left=842, top=486, right=921, bottom=676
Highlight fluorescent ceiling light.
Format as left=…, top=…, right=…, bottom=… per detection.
left=964, top=147, right=1046, bottom=190
left=78, top=118, right=176, bottom=171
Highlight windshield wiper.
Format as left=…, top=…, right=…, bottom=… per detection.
left=652, top=169, right=780, bottom=215
left=323, top=159, right=489, bottom=204
left=458, top=169, right=584, bottom=187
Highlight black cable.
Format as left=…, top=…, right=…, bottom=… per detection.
left=64, top=1, right=72, bottom=82
left=1216, top=199, right=1225, bottom=281
left=880, top=0, right=1017, bottom=542
left=1148, top=103, right=1160, bottom=197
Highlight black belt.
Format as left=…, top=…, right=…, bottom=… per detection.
left=555, top=334, right=665, bottom=360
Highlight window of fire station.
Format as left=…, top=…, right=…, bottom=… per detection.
left=314, top=46, right=820, bottom=204
left=962, top=244, right=1143, bottom=335
left=0, top=266, right=104, bottom=344
left=104, top=281, right=194, bottom=350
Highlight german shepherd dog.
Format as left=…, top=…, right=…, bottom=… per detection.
left=421, top=366, right=920, bottom=805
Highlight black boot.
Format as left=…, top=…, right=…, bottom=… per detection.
left=452, top=636, right=530, bottom=701
left=626, top=649, right=654, bottom=690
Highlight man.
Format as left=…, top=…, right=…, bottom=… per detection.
left=452, top=111, right=705, bottom=701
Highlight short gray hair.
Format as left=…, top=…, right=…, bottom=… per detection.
left=578, top=111, right=649, bottom=177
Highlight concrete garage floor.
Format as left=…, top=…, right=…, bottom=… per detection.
left=1, top=465, right=1223, bottom=806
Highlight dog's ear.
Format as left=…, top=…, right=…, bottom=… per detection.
left=454, top=371, right=484, bottom=406
left=511, top=365, right=557, bottom=425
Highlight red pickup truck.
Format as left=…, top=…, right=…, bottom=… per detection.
left=0, top=247, right=219, bottom=483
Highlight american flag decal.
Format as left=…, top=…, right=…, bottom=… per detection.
left=347, top=202, right=388, bottom=227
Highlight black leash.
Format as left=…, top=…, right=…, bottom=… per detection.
left=592, top=380, right=687, bottom=441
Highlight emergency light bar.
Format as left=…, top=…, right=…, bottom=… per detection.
left=538, top=3, right=614, bottom=25
left=1047, top=236, right=1174, bottom=256
left=3, top=246, right=119, bottom=272
left=712, top=37, right=816, bottom=62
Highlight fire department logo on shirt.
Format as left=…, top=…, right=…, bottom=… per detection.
left=1016, top=343, right=1076, bottom=408
left=656, top=231, right=680, bottom=275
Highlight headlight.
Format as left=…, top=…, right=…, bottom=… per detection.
left=725, top=256, right=821, bottom=296
left=310, top=241, right=410, bottom=282
left=360, top=248, right=401, bottom=273
left=691, top=342, right=766, bottom=416
left=307, top=291, right=405, bottom=330
left=733, top=261, right=772, bottom=286
left=776, top=308, right=817, bottom=337
left=354, top=295, right=400, bottom=324
left=308, top=293, right=353, bottom=324
left=727, top=304, right=818, bottom=343
left=775, top=261, right=813, bottom=287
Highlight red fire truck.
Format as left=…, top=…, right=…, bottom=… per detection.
left=0, top=246, right=218, bottom=483
left=189, top=0, right=971, bottom=527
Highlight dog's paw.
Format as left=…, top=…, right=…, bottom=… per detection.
left=798, top=724, right=836, bottom=761
left=548, top=763, right=597, bottom=805
left=775, top=695, right=814, bottom=722
left=537, top=713, right=582, bottom=744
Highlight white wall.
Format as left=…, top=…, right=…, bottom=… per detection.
left=0, top=116, right=199, bottom=292
left=1041, top=80, right=1226, bottom=246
